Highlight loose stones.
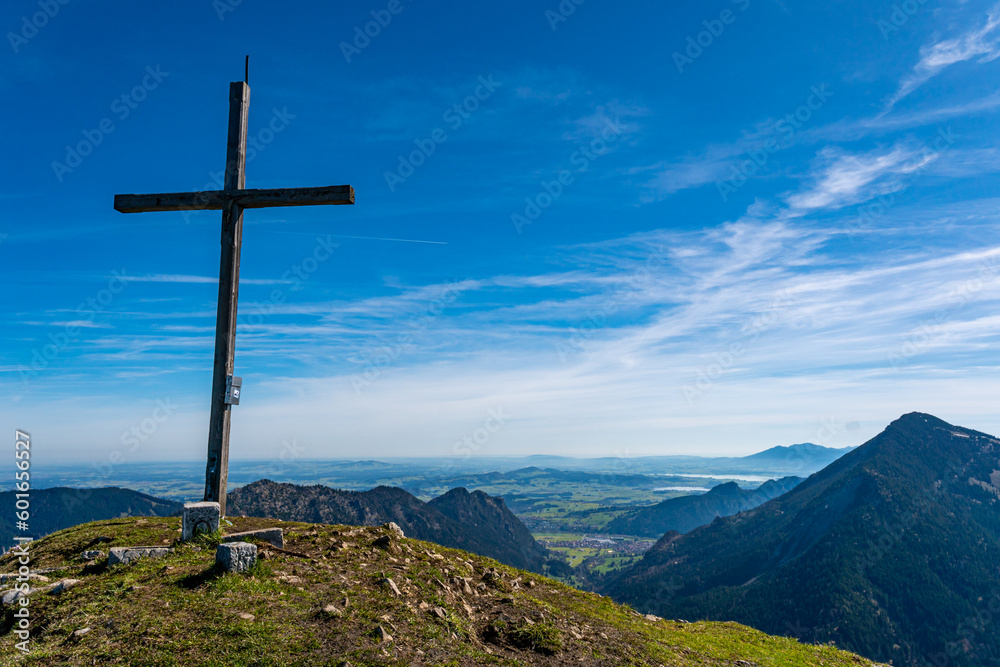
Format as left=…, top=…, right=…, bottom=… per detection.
left=217, top=541, right=257, bottom=573
left=108, top=547, right=173, bottom=566
left=222, top=527, right=283, bottom=548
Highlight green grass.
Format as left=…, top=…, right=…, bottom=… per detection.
left=0, top=516, right=887, bottom=667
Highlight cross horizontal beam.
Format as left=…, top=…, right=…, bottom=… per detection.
left=114, top=184, right=354, bottom=213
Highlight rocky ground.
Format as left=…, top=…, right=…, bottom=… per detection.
left=0, top=516, right=884, bottom=666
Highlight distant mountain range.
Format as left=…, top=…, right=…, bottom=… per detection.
left=401, top=466, right=691, bottom=501
left=476, top=443, right=854, bottom=476
left=604, top=413, right=1000, bottom=666
left=19, top=443, right=854, bottom=499
left=737, top=442, right=855, bottom=469
left=227, top=479, right=550, bottom=573
left=605, top=477, right=803, bottom=537
left=0, top=486, right=181, bottom=549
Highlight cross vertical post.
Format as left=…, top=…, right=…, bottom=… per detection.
left=205, top=81, right=250, bottom=516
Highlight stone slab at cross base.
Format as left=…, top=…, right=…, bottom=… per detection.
left=222, top=528, right=283, bottom=548
left=182, top=501, right=221, bottom=541
left=217, top=542, right=257, bottom=573
left=108, top=546, right=173, bottom=566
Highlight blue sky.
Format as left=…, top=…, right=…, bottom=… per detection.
left=4, top=0, right=1000, bottom=466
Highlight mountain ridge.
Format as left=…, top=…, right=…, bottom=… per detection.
left=227, top=479, right=550, bottom=573
left=0, top=486, right=181, bottom=549
left=603, top=412, right=1000, bottom=666
left=605, top=476, right=803, bottom=537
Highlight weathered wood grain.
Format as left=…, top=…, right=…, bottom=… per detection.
left=114, top=185, right=355, bottom=213
left=205, top=81, right=251, bottom=518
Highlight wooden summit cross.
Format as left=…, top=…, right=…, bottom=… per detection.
left=113, top=68, right=354, bottom=515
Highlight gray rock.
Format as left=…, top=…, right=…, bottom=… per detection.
left=385, top=522, right=405, bottom=538
left=379, top=577, right=401, bottom=596
left=374, top=625, right=393, bottom=643
left=45, top=579, right=81, bottom=595
left=80, top=550, right=104, bottom=561
left=1, top=587, right=30, bottom=605
left=222, top=528, right=283, bottom=548
left=108, top=546, right=173, bottom=566
left=216, top=542, right=257, bottom=573
left=182, top=501, right=220, bottom=541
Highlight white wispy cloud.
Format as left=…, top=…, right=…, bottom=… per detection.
left=125, top=274, right=294, bottom=286
left=563, top=101, right=647, bottom=142
left=784, top=143, right=937, bottom=215
left=632, top=119, right=786, bottom=202
left=211, top=220, right=1000, bottom=458
left=886, top=5, right=1000, bottom=110
left=50, top=320, right=113, bottom=329
left=635, top=147, right=740, bottom=201
left=8, top=210, right=1000, bottom=458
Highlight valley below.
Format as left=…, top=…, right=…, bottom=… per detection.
left=6, top=416, right=1000, bottom=664
left=8, top=444, right=839, bottom=585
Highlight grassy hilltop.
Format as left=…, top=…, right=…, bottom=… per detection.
left=0, top=516, right=884, bottom=666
